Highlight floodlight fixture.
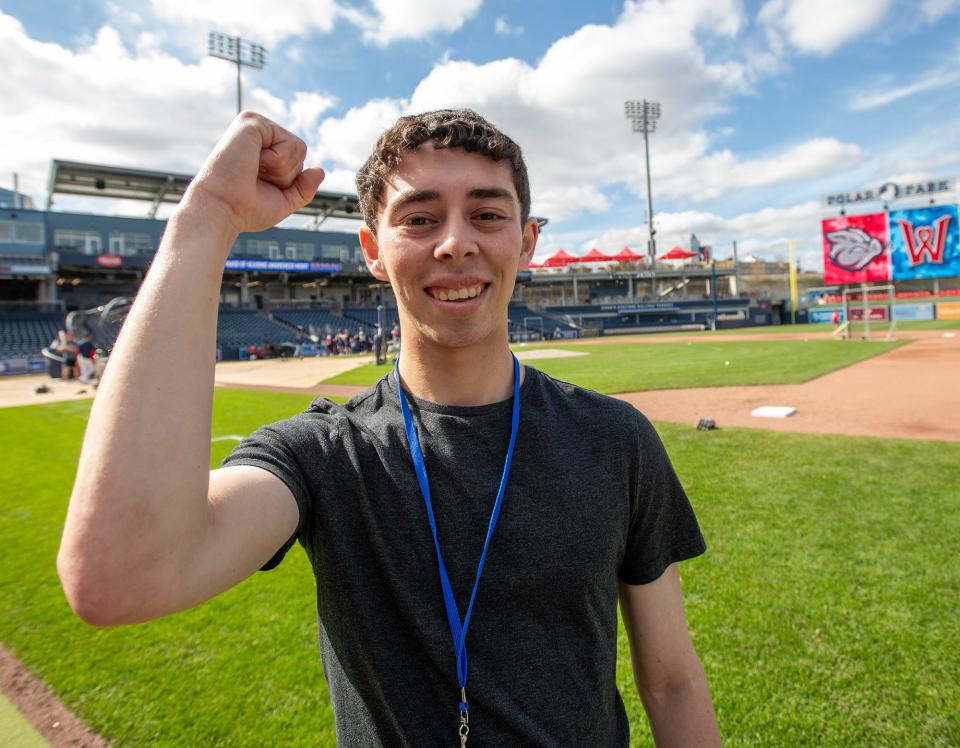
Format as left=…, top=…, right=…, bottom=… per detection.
left=625, top=99, right=661, bottom=292
left=208, top=31, right=269, bottom=114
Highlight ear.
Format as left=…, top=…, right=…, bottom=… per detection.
left=359, top=226, right=390, bottom=282
left=518, top=218, right=539, bottom=269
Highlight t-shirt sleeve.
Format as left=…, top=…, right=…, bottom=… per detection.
left=618, top=411, right=706, bottom=585
left=221, top=416, right=324, bottom=570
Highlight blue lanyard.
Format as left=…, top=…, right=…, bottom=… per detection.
left=394, top=355, right=521, bottom=739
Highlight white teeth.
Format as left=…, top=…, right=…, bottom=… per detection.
left=430, top=285, right=483, bottom=301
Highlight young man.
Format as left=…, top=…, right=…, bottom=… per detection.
left=59, top=109, right=720, bottom=746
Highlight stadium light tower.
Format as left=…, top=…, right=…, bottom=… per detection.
left=625, top=99, right=661, bottom=294
left=207, top=32, right=268, bottom=114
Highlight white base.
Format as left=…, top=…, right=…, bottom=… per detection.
left=751, top=405, right=797, bottom=419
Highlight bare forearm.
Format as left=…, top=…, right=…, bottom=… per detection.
left=59, top=197, right=238, bottom=621
left=641, top=669, right=721, bottom=748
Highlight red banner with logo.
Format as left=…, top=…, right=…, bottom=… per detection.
left=822, top=213, right=890, bottom=285
left=848, top=306, right=889, bottom=321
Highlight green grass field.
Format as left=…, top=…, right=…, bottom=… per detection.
left=677, top=318, right=960, bottom=335
left=2, top=344, right=958, bottom=746
left=325, top=338, right=903, bottom=392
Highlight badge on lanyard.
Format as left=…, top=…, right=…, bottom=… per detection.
left=394, top=355, right=521, bottom=745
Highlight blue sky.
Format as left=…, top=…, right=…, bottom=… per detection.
left=1, top=0, right=958, bottom=270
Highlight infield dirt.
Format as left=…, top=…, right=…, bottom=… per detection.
left=7, top=330, right=958, bottom=442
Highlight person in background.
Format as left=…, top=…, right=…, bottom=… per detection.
left=76, top=334, right=96, bottom=384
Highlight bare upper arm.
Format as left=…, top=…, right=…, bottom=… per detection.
left=81, top=465, right=301, bottom=625
left=172, top=465, right=300, bottom=611
left=619, top=563, right=701, bottom=692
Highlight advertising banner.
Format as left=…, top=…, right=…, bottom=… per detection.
left=892, top=303, right=935, bottom=321
left=809, top=308, right=844, bottom=324
left=223, top=259, right=342, bottom=273
left=937, top=302, right=960, bottom=320
left=848, top=306, right=889, bottom=322
left=822, top=213, right=891, bottom=285
left=0, top=358, right=47, bottom=376
left=888, top=205, right=960, bottom=280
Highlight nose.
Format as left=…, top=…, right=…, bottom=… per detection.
left=433, top=215, right=479, bottom=261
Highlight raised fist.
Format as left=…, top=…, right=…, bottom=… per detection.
left=183, top=111, right=325, bottom=235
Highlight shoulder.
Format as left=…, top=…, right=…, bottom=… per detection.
left=246, top=376, right=394, bottom=449
left=523, top=365, right=650, bottom=440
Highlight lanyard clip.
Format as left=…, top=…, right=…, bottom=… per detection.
left=458, top=687, right=470, bottom=745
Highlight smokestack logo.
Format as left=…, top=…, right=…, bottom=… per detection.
left=825, top=228, right=885, bottom=271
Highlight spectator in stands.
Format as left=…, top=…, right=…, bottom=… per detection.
left=76, top=334, right=96, bottom=384
left=294, top=329, right=307, bottom=359
left=60, top=109, right=718, bottom=747
left=335, top=328, right=350, bottom=354
left=373, top=325, right=384, bottom=364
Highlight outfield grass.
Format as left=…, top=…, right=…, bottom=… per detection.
left=2, top=385, right=958, bottom=746
left=325, top=338, right=903, bottom=392
left=690, top=318, right=960, bottom=335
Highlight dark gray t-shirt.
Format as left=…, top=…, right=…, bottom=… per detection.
left=223, top=365, right=705, bottom=746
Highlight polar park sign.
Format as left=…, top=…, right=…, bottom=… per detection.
left=821, top=179, right=959, bottom=285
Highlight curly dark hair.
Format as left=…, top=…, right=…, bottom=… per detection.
left=355, top=109, right=531, bottom=234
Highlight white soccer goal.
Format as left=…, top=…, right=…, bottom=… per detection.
left=841, top=284, right=896, bottom=341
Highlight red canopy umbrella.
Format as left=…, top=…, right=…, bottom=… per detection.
left=541, top=248, right=580, bottom=267
left=659, top=246, right=699, bottom=261
left=578, top=248, right=613, bottom=263
left=612, top=246, right=643, bottom=261
left=526, top=260, right=541, bottom=269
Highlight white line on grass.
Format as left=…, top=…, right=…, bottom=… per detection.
left=211, top=435, right=245, bottom=443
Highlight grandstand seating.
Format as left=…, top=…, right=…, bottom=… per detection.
left=216, top=308, right=298, bottom=351
left=341, top=307, right=401, bottom=330
left=271, top=308, right=368, bottom=338
left=0, top=311, right=63, bottom=359
left=508, top=303, right=578, bottom=339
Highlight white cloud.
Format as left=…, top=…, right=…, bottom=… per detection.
left=586, top=201, right=824, bottom=263
left=532, top=185, right=611, bottom=223
left=288, top=92, right=339, bottom=138
left=759, top=0, right=893, bottom=56
left=657, top=137, right=864, bottom=200
left=921, top=0, right=960, bottom=21
left=494, top=17, right=524, bottom=36
left=849, top=66, right=960, bottom=111
left=0, top=12, right=329, bottom=204
left=341, top=0, right=483, bottom=47
left=305, top=0, right=861, bottom=230
left=149, top=0, right=339, bottom=46
left=106, top=2, right=144, bottom=27
left=310, top=98, right=407, bottom=170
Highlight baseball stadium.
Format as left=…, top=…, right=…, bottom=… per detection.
left=3, top=3, right=960, bottom=745
left=1, top=155, right=959, bottom=747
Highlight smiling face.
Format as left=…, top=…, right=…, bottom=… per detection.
left=359, top=143, right=538, bottom=354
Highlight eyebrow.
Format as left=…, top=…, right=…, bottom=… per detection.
left=388, top=186, right=516, bottom=215
left=389, top=189, right=441, bottom=214
left=467, top=187, right=515, bottom=202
